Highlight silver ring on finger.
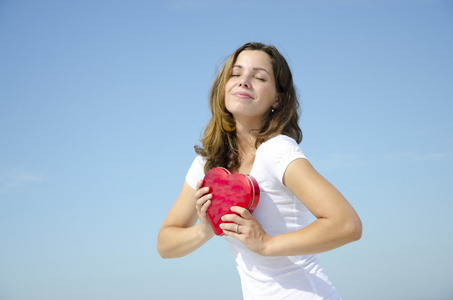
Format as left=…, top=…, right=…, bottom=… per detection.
left=235, top=224, right=240, bottom=234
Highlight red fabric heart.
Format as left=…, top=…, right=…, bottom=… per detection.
left=202, top=168, right=260, bottom=236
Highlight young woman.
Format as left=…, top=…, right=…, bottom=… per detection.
left=157, top=42, right=362, bottom=299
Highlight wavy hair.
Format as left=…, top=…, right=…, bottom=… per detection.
left=195, top=42, right=302, bottom=173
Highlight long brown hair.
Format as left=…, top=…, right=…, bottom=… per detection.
left=195, top=42, right=302, bottom=173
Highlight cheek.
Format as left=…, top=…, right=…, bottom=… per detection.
left=265, top=86, right=278, bottom=101
left=258, top=86, right=276, bottom=101
left=224, top=80, right=236, bottom=108
left=225, top=79, right=235, bottom=92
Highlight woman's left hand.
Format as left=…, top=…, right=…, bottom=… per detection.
left=220, top=206, right=271, bottom=256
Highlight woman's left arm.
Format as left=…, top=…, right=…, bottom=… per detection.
left=220, top=158, right=362, bottom=256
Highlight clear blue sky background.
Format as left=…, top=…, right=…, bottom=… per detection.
left=1, top=1, right=452, bottom=299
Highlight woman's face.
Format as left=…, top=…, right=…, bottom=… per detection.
left=224, top=50, right=278, bottom=125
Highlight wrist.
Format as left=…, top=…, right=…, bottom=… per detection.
left=198, top=224, right=214, bottom=242
left=260, top=234, right=275, bottom=256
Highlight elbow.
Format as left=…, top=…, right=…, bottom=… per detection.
left=156, top=243, right=167, bottom=259
left=156, top=232, right=171, bottom=259
left=157, top=241, right=174, bottom=259
left=345, top=216, right=362, bottom=243
left=157, top=250, right=171, bottom=260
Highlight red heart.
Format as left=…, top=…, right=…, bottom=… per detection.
left=202, top=168, right=260, bottom=236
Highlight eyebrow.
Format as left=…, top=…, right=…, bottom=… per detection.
left=232, top=65, right=271, bottom=76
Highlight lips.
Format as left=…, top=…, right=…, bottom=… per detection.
left=233, top=91, right=253, bottom=99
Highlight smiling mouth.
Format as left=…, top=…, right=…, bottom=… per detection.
left=233, top=92, right=253, bottom=99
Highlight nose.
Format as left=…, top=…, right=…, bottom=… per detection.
left=238, top=76, right=251, bottom=88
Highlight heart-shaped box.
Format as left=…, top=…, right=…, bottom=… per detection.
left=202, top=167, right=260, bottom=236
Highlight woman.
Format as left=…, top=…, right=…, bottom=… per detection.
left=157, top=42, right=362, bottom=299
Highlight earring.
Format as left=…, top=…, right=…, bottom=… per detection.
left=272, top=97, right=278, bottom=113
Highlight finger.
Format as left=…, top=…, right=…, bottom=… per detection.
left=200, top=199, right=211, bottom=214
left=195, top=179, right=204, bottom=190
left=194, top=186, right=211, bottom=200
left=230, top=206, right=252, bottom=219
left=196, top=193, right=212, bottom=210
left=220, top=222, right=242, bottom=234
left=221, top=213, right=244, bottom=224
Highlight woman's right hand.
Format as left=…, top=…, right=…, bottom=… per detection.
left=194, top=180, right=214, bottom=238
left=157, top=180, right=214, bottom=258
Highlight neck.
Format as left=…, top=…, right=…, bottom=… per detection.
left=235, top=122, right=258, bottom=156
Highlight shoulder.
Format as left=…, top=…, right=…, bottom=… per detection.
left=185, top=155, right=206, bottom=189
left=256, top=135, right=307, bottom=182
left=259, top=134, right=300, bottom=150
left=258, top=134, right=305, bottom=159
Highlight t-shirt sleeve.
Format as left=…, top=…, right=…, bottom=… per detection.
left=259, top=135, right=306, bottom=184
left=185, top=155, right=206, bottom=189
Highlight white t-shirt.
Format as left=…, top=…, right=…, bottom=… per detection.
left=186, top=134, right=341, bottom=300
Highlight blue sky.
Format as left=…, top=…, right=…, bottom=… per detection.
left=1, top=0, right=452, bottom=299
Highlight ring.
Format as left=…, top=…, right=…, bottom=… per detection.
left=235, top=224, right=240, bottom=234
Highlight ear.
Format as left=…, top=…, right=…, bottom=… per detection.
left=272, top=97, right=280, bottom=109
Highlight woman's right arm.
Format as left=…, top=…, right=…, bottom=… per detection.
left=157, top=180, right=214, bottom=259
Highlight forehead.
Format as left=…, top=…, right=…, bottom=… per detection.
left=233, top=50, right=273, bottom=72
